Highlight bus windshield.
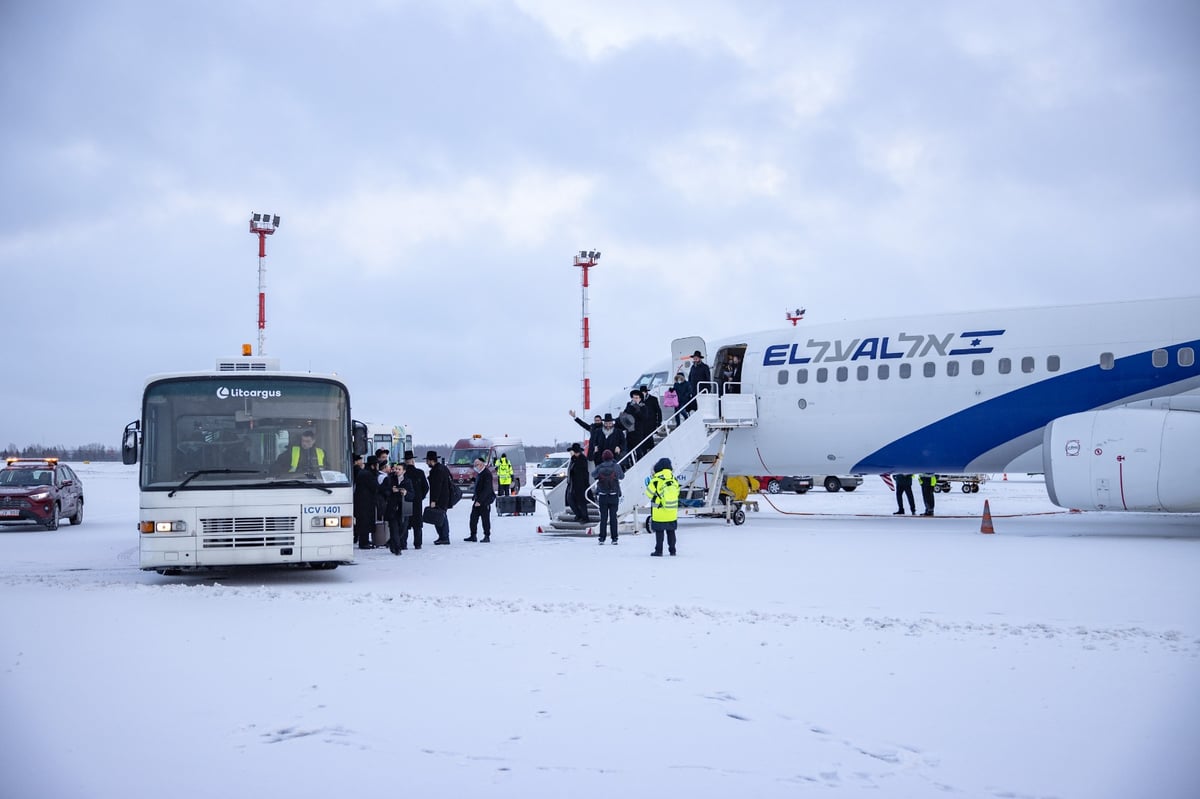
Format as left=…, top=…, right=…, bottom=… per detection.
left=140, top=376, right=352, bottom=490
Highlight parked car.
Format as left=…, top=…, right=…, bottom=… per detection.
left=0, top=457, right=85, bottom=530
left=753, top=475, right=813, bottom=494
left=819, top=474, right=863, bottom=492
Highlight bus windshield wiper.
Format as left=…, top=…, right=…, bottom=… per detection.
left=169, top=469, right=260, bottom=497
left=267, top=477, right=334, bottom=494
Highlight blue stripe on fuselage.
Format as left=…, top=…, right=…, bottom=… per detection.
left=854, top=340, right=1200, bottom=472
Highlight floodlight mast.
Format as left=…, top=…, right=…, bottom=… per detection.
left=573, top=250, right=600, bottom=411
left=248, top=213, right=281, bottom=355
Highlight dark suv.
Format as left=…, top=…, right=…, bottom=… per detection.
left=0, top=458, right=84, bottom=530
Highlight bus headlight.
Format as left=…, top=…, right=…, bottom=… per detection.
left=140, top=520, right=187, bottom=534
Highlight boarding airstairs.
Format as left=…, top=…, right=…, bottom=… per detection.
left=537, top=391, right=758, bottom=535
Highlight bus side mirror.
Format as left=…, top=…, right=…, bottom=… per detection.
left=121, top=420, right=140, bottom=465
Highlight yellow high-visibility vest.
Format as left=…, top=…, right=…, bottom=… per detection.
left=290, top=446, right=325, bottom=471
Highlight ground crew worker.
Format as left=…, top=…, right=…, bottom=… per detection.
left=919, top=473, right=937, bottom=516
left=495, top=453, right=514, bottom=496
left=894, top=473, right=916, bottom=515
left=645, top=457, right=680, bottom=556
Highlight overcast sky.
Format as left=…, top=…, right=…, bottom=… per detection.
left=2, top=0, right=1197, bottom=449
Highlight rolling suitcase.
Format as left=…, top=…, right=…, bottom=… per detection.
left=372, top=520, right=390, bottom=546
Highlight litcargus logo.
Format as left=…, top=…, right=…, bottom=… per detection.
left=763, top=330, right=1006, bottom=366
left=216, top=386, right=284, bottom=399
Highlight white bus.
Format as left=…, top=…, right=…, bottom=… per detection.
left=122, top=357, right=364, bottom=574
left=364, top=422, right=413, bottom=463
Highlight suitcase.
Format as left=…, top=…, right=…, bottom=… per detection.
left=372, top=520, right=390, bottom=546
left=515, top=495, right=536, bottom=516
left=496, top=495, right=518, bottom=516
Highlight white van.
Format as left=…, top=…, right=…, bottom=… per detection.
left=532, top=451, right=571, bottom=489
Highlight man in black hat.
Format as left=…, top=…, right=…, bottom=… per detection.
left=687, top=350, right=712, bottom=411
left=566, top=442, right=591, bottom=523
left=353, top=454, right=380, bottom=549
left=403, top=450, right=428, bottom=549
left=425, top=450, right=452, bottom=544
left=640, top=385, right=662, bottom=453
left=592, top=413, right=627, bottom=466
left=622, top=389, right=647, bottom=463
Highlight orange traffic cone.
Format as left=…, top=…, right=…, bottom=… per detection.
left=980, top=500, right=995, bottom=534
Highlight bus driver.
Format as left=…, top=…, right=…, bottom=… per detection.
left=275, top=429, right=325, bottom=475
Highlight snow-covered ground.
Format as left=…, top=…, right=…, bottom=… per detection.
left=2, top=463, right=1198, bottom=799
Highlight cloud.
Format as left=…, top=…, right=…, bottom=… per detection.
left=300, top=168, right=597, bottom=276
left=512, top=0, right=761, bottom=61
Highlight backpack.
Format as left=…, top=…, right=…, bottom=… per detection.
left=595, top=466, right=621, bottom=496
left=662, top=389, right=679, bottom=408
left=447, top=481, right=463, bottom=508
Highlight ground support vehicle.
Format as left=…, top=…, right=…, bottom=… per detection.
left=637, top=452, right=759, bottom=531
left=448, top=435, right=526, bottom=494
left=538, top=391, right=759, bottom=536
left=933, top=474, right=988, bottom=493
left=122, top=356, right=360, bottom=574
left=0, top=457, right=85, bottom=530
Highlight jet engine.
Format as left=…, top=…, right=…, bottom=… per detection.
left=1043, top=408, right=1200, bottom=512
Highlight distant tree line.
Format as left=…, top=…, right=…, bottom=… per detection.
left=2, top=443, right=121, bottom=461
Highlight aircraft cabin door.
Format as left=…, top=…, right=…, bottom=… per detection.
left=671, top=336, right=706, bottom=378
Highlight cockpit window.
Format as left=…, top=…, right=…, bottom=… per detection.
left=632, top=371, right=670, bottom=389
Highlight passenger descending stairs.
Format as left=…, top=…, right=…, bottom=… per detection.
left=537, top=391, right=759, bottom=534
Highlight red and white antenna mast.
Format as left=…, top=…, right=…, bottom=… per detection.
left=248, top=212, right=281, bottom=355
left=574, top=249, right=601, bottom=411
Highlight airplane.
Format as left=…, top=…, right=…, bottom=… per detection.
left=601, top=295, right=1200, bottom=514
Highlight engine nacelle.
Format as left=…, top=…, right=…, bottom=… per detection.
left=1043, top=409, right=1200, bottom=512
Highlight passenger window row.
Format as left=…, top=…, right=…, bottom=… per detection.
left=775, top=347, right=1195, bottom=385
